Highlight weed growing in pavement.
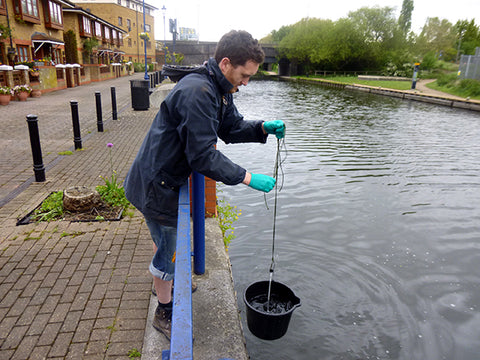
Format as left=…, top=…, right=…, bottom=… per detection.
left=96, top=143, right=130, bottom=209
left=32, top=191, right=64, bottom=222
left=128, top=348, right=141, bottom=358
left=216, top=188, right=242, bottom=249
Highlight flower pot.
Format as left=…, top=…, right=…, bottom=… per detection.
left=0, top=94, right=11, bottom=106
left=16, top=91, right=29, bottom=101
left=31, top=89, right=42, bottom=98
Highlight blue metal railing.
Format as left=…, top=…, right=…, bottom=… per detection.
left=162, top=172, right=205, bottom=360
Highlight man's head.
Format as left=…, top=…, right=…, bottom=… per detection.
left=215, top=30, right=265, bottom=93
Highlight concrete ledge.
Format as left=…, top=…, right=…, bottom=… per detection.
left=150, top=82, right=176, bottom=108
left=358, top=75, right=410, bottom=81
left=142, top=218, right=248, bottom=360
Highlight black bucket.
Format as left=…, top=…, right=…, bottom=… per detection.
left=244, top=280, right=301, bottom=340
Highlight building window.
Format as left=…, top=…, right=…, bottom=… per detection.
left=44, top=0, right=63, bottom=29
left=126, top=19, right=131, bottom=31
left=125, top=0, right=129, bottom=8
left=128, top=38, right=132, bottom=47
left=104, top=26, right=110, bottom=40
left=80, top=16, right=92, bottom=36
left=53, top=48, right=62, bottom=63
left=13, top=0, right=40, bottom=23
left=0, top=0, right=7, bottom=16
left=17, top=45, right=30, bottom=62
left=118, top=16, right=122, bottom=26
left=49, top=1, right=61, bottom=23
left=117, top=0, right=121, bottom=4
left=95, top=22, right=102, bottom=38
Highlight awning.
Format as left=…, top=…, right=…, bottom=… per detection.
left=113, top=49, right=125, bottom=58
left=31, top=32, right=64, bottom=54
left=97, top=48, right=113, bottom=56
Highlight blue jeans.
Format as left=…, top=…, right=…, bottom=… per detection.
left=145, top=218, right=177, bottom=281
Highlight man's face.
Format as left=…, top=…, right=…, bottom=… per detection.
left=219, top=58, right=260, bottom=93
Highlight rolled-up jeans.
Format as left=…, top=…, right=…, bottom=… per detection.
left=145, top=218, right=177, bottom=281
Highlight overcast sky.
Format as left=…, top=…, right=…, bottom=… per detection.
left=152, top=0, right=479, bottom=42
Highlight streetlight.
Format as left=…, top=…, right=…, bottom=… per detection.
left=142, top=0, right=148, bottom=80
left=162, top=5, right=166, bottom=68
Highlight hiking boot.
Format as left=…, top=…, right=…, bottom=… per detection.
left=152, top=305, right=172, bottom=340
left=152, top=281, right=198, bottom=296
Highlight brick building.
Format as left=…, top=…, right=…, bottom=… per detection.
left=71, top=0, right=156, bottom=64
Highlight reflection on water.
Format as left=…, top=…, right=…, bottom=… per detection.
left=218, top=80, right=480, bottom=360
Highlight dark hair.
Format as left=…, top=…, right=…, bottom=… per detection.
left=214, top=30, right=265, bottom=67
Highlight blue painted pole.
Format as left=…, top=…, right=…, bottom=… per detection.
left=170, top=184, right=193, bottom=360
left=192, top=171, right=205, bottom=275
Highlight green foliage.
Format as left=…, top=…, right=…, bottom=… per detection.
left=455, top=19, right=480, bottom=56
left=133, top=62, right=155, bottom=72
left=96, top=143, right=130, bottom=209
left=96, top=171, right=130, bottom=208
left=436, top=73, right=458, bottom=86
left=429, top=75, right=480, bottom=99
left=128, top=348, right=141, bottom=358
left=83, top=37, right=99, bottom=54
left=313, top=76, right=413, bottom=90
left=268, top=5, right=479, bottom=75
left=458, top=79, right=480, bottom=96
left=0, top=24, right=12, bottom=40
left=216, top=192, right=242, bottom=249
left=64, top=30, right=79, bottom=64
left=165, top=48, right=185, bottom=65
left=32, top=191, right=64, bottom=222
left=420, top=52, right=438, bottom=70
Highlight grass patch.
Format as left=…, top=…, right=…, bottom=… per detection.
left=427, top=79, right=480, bottom=100
left=58, top=150, right=73, bottom=155
left=302, top=76, right=413, bottom=90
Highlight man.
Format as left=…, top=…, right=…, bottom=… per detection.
left=124, top=30, right=285, bottom=340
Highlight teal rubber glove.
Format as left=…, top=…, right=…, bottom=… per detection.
left=263, top=120, right=285, bottom=139
left=248, top=173, right=276, bottom=193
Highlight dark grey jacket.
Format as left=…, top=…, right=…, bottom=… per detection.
left=124, top=58, right=267, bottom=227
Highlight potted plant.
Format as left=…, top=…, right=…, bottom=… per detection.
left=29, top=67, right=40, bottom=77
left=13, top=84, right=32, bottom=101
left=0, top=85, right=13, bottom=105
left=139, top=32, right=150, bottom=41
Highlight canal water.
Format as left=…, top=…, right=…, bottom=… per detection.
left=217, top=80, right=480, bottom=360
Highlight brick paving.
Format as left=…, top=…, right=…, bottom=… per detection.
left=0, top=74, right=159, bottom=359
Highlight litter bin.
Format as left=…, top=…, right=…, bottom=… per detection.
left=130, top=79, right=149, bottom=110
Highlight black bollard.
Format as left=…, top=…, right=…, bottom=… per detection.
left=70, top=100, right=83, bottom=150
left=111, top=87, right=117, bottom=120
left=26, top=114, right=46, bottom=182
left=95, top=91, right=103, bottom=132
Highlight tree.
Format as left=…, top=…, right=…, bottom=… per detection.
left=455, top=19, right=480, bottom=57
left=416, top=17, right=456, bottom=60
left=398, top=0, right=414, bottom=35
left=64, top=30, right=79, bottom=64
left=82, top=37, right=98, bottom=64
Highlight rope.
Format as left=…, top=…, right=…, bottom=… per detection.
left=269, top=137, right=286, bottom=276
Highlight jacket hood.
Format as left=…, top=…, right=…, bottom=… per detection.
left=206, top=57, right=234, bottom=94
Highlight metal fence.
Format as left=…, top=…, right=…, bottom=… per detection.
left=458, top=47, right=480, bottom=80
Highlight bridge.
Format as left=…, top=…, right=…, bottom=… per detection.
left=157, top=40, right=293, bottom=75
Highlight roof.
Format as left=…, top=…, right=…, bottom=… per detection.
left=31, top=32, right=64, bottom=45
left=63, top=7, right=126, bottom=34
